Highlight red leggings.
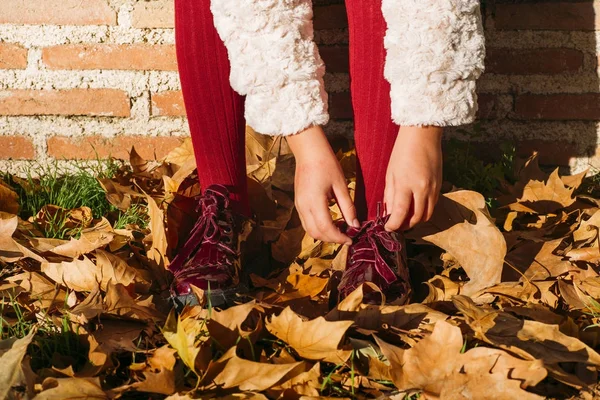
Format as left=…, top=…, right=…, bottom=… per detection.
left=174, top=0, right=398, bottom=221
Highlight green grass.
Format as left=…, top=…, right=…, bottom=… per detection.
left=113, top=203, right=149, bottom=230
left=2, top=157, right=148, bottom=238
left=1, top=292, right=89, bottom=372
left=443, top=138, right=515, bottom=205
left=4, top=158, right=121, bottom=220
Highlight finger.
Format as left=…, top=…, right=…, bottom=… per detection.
left=333, top=183, right=359, bottom=228
left=424, top=192, right=439, bottom=222
left=385, top=188, right=412, bottom=232
left=408, top=190, right=427, bottom=229
left=310, top=198, right=352, bottom=245
left=296, top=205, right=309, bottom=232
left=384, top=177, right=395, bottom=217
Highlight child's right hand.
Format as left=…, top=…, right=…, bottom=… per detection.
left=287, top=125, right=360, bottom=245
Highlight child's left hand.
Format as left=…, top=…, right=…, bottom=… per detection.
left=384, top=125, right=444, bottom=232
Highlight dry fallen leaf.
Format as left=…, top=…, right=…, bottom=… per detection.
left=0, top=180, right=19, bottom=215
left=209, top=347, right=305, bottom=392
left=41, top=251, right=140, bottom=292
left=266, top=307, right=353, bottom=364
left=510, top=169, right=576, bottom=214
left=146, top=193, right=169, bottom=268
left=126, top=345, right=177, bottom=394
left=410, top=191, right=506, bottom=295
left=454, top=296, right=600, bottom=367
left=0, top=327, right=37, bottom=399
left=376, top=320, right=546, bottom=398
left=35, top=377, right=108, bottom=400
left=2, top=138, right=600, bottom=399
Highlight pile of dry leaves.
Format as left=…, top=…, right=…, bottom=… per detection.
left=2, top=129, right=600, bottom=399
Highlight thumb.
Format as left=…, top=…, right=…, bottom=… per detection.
left=333, top=183, right=360, bottom=228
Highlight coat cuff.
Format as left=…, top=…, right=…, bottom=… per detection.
left=382, top=0, right=486, bottom=127
left=211, top=0, right=329, bottom=136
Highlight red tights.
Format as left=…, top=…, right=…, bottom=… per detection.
left=174, top=0, right=399, bottom=221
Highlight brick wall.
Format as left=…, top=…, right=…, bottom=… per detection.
left=0, top=0, right=599, bottom=175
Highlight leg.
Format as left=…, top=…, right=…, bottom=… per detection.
left=174, top=0, right=249, bottom=215
left=345, top=0, right=398, bottom=221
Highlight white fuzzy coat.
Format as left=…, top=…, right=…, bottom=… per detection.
left=210, top=0, right=486, bottom=136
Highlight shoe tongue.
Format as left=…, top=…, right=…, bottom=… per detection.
left=205, top=184, right=230, bottom=200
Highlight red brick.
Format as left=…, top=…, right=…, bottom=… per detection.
left=0, top=0, right=116, bottom=26
left=0, top=136, right=35, bottom=160
left=0, top=89, right=130, bottom=117
left=319, top=46, right=349, bottom=73
left=151, top=91, right=186, bottom=116
left=314, top=5, right=348, bottom=30
left=0, top=44, right=28, bottom=69
left=42, top=44, right=177, bottom=71
left=486, top=48, right=584, bottom=75
left=445, top=140, right=578, bottom=167
left=515, top=94, right=600, bottom=120
left=495, top=2, right=599, bottom=31
left=476, top=94, right=512, bottom=120
left=516, top=140, right=578, bottom=167
left=47, top=136, right=184, bottom=160
left=131, top=0, right=174, bottom=29
left=329, top=92, right=352, bottom=120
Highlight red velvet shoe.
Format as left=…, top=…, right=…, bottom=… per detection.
left=168, top=185, right=252, bottom=309
left=338, top=205, right=411, bottom=304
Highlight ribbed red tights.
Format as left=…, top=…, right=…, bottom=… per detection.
left=174, top=0, right=398, bottom=221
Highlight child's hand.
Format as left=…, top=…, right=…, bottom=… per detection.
left=384, top=126, right=443, bottom=232
left=287, top=126, right=359, bottom=245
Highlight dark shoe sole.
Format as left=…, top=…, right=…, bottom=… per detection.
left=170, top=283, right=251, bottom=312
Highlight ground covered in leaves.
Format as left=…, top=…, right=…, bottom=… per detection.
left=2, top=131, right=600, bottom=399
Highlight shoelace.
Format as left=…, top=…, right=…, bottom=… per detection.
left=171, top=186, right=237, bottom=278
left=346, top=204, right=401, bottom=285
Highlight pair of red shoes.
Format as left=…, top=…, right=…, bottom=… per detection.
left=168, top=185, right=411, bottom=308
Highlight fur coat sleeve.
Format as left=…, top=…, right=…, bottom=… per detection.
left=210, top=0, right=486, bottom=136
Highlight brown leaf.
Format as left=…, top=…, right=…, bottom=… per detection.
left=35, top=377, right=108, bottom=400
left=69, top=285, right=104, bottom=321
left=411, top=191, right=506, bottom=295
left=454, top=295, right=600, bottom=366
left=210, top=347, right=305, bottom=392
left=0, top=213, right=45, bottom=263
left=439, top=348, right=546, bottom=400
left=257, top=271, right=330, bottom=305
left=271, top=225, right=305, bottom=264
left=207, top=302, right=261, bottom=350
left=573, top=208, right=600, bottom=244
left=0, top=180, right=19, bottom=214
left=164, top=138, right=195, bottom=166
left=164, top=159, right=197, bottom=205
left=375, top=321, right=546, bottom=398
left=92, top=319, right=145, bottom=354
left=375, top=320, right=462, bottom=394
left=130, top=146, right=149, bottom=174
left=97, top=178, right=142, bottom=211
left=509, top=169, right=576, bottom=214
left=146, top=194, right=169, bottom=268
left=103, top=281, right=162, bottom=321
left=48, top=224, right=115, bottom=258
left=6, top=271, right=67, bottom=309
left=566, top=247, right=600, bottom=263
left=0, top=327, right=37, bottom=399
left=270, top=362, right=321, bottom=397
left=266, top=307, right=352, bottom=364
left=504, top=239, right=581, bottom=281
left=34, top=205, right=93, bottom=234
left=41, top=251, right=140, bottom=292
left=128, top=345, right=177, bottom=395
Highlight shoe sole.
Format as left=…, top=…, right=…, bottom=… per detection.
left=170, top=283, right=251, bottom=312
